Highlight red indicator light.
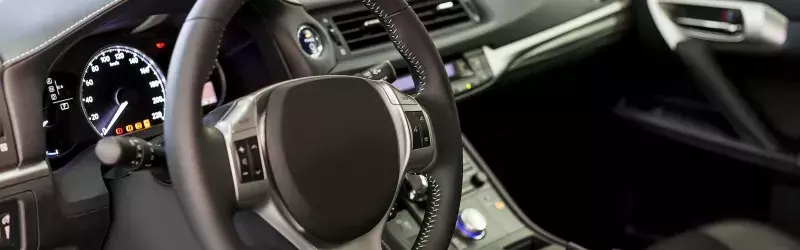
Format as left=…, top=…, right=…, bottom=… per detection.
left=155, top=42, right=166, bottom=49
left=115, top=128, right=124, bottom=135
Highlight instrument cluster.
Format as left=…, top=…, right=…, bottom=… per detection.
left=44, top=23, right=226, bottom=167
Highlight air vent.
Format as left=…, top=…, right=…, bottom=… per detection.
left=332, top=0, right=473, bottom=51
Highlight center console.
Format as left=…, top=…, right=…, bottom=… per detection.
left=383, top=136, right=559, bottom=250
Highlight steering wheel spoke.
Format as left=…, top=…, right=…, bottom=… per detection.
left=204, top=76, right=439, bottom=249
left=378, top=83, right=436, bottom=173
left=212, top=91, right=272, bottom=207
left=252, top=187, right=389, bottom=249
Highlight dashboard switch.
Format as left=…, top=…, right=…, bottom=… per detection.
left=0, top=199, right=20, bottom=248
left=234, top=139, right=253, bottom=183
left=471, top=172, right=488, bottom=188
left=356, top=60, right=397, bottom=83
left=456, top=208, right=487, bottom=240
left=96, top=136, right=165, bottom=170
left=405, top=111, right=431, bottom=149
left=245, top=137, right=265, bottom=181
left=298, top=25, right=324, bottom=58
left=235, top=137, right=265, bottom=183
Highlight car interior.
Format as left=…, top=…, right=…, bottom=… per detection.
left=4, top=0, right=800, bottom=249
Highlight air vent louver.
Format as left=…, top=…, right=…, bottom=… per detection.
left=332, top=0, right=472, bottom=51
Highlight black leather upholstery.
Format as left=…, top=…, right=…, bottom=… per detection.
left=0, top=0, right=124, bottom=66
left=648, top=220, right=800, bottom=250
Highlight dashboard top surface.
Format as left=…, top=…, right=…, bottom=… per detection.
left=0, top=0, right=632, bottom=174
left=0, top=0, right=633, bottom=248
left=312, top=0, right=606, bottom=74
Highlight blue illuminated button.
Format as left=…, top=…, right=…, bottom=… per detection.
left=297, top=25, right=323, bottom=58
left=456, top=208, right=487, bottom=240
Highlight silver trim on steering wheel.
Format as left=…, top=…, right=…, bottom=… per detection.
left=212, top=76, right=435, bottom=249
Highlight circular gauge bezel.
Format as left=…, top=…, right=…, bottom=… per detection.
left=78, top=44, right=168, bottom=137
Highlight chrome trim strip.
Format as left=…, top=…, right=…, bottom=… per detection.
left=651, top=0, right=788, bottom=49
left=648, top=0, right=688, bottom=50
left=508, top=14, right=624, bottom=70
left=131, top=14, right=170, bottom=34
left=253, top=196, right=391, bottom=250
left=674, top=17, right=742, bottom=33
left=482, top=0, right=629, bottom=77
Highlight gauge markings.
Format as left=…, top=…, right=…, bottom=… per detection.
left=79, top=45, right=167, bottom=136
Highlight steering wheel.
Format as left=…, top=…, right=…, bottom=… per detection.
left=164, top=0, right=462, bottom=249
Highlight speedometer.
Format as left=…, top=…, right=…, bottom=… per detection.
left=79, top=45, right=166, bottom=136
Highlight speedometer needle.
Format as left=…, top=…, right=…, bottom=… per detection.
left=102, top=101, right=128, bottom=136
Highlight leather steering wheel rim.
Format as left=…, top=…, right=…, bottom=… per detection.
left=165, top=0, right=462, bottom=249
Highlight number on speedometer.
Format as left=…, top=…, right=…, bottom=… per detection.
left=79, top=45, right=167, bottom=136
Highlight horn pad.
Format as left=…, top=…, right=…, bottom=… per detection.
left=265, top=77, right=401, bottom=243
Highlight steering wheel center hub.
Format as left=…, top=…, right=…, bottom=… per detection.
left=264, top=77, right=401, bottom=243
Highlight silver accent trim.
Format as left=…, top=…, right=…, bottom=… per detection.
left=651, top=0, right=788, bottom=49
left=481, top=0, right=629, bottom=77
left=508, top=14, right=624, bottom=70
left=674, top=17, right=742, bottom=33
left=458, top=0, right=481, bottom=22
left=215, top=116, right=268, bottom=206
left=253, top=196, right=390, bottom=250
left=253, top=198, right=317, bottom=249
left=131, top=14, right=170, bottom=34
left=648, top=0, right=688, bottom=50
left=0, top=161, right=49, bottom=189
left=363, top=19, right=381, bottom=27
left=17, top=199, right=27, bottom=250
left=281, top=0, right=301, bottom=4
left=436, top=2, right=454, bottom=11
left=253, top=195, right=392, bottom=250
left=214, top=83, right=283, bottom=206
left=215, top=76, right=433, bottom=248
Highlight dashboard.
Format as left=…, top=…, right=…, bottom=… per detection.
left=43, top=14, right=271, bottom=168
left=0, top=0, right=635, bottom=249
left=38, top=0, right=631, bottom=169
